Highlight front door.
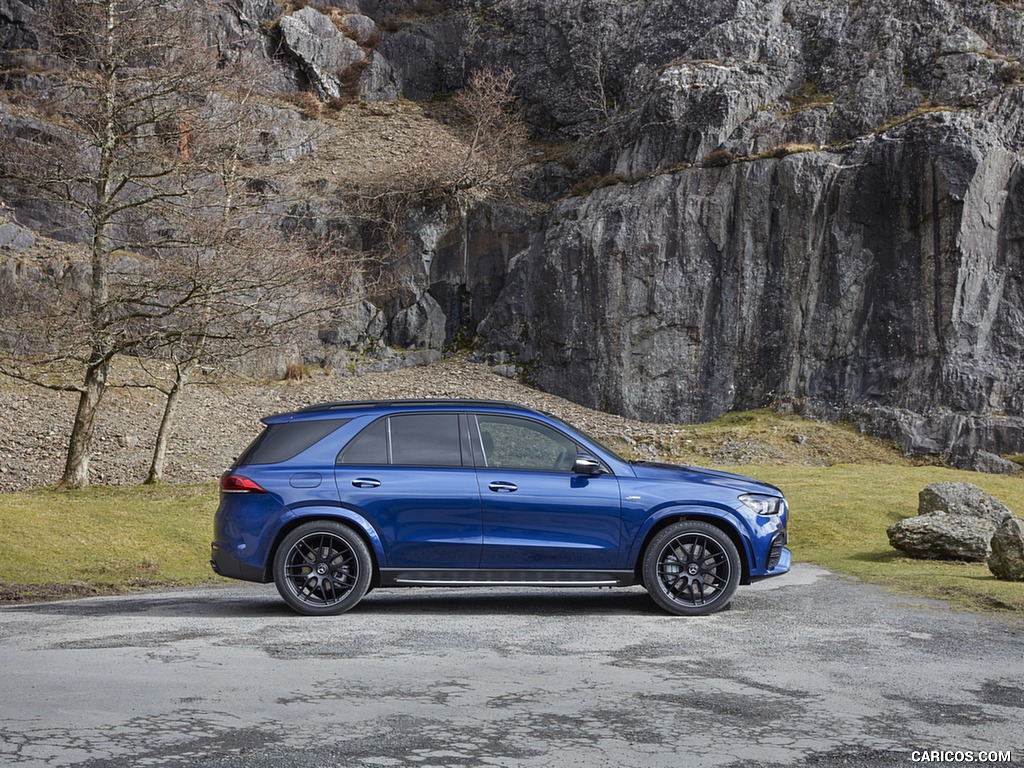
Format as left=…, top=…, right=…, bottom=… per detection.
left=473, top=414, right=621, bottom=569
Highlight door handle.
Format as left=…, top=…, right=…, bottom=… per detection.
left=352, top=478, right=381, bottom=489
left=488, top=481, right=518, bottom=493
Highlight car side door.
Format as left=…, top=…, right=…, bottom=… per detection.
left=334, top=412, right=482, bottom=567
left=472, top=414, right=621, bottom=569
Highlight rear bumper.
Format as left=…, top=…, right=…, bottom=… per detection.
left=210, top=542, right=268, bottom=583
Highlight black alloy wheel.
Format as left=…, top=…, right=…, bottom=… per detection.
left=273, top=520, right=372, bottom=616
left=642, top=520, right=741, bottom=616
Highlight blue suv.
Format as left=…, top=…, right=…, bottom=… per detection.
left=211, top=399, right=790, bottom=616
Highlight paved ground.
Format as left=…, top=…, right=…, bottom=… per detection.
left=0, top=565, right=1021, bottom=768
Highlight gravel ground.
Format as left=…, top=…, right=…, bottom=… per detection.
left=2, top=567, right=1022, bottom=767
left=0, top=358, right=672, bottom=492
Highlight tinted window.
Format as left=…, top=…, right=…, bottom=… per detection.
left=337, top=417, right=388, bottom=465
left=391, top=413, right=462, bottom=467
left=476, top=415, right=577, bottom=471
left=238, top=418, right=349, bottom=465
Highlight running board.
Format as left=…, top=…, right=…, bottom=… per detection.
left=378, top=568, right=637, bottom=588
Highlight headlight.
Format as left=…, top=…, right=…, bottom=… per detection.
left=739, top=493, right=782, bottom=516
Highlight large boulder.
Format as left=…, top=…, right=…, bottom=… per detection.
left=917, top=482, right=1014, bottom=522
left=887, top=482, right=1014, bottom=561
left=278, top=7, right=366, bottom=101
left=987, top=517, right=1024, bottom=582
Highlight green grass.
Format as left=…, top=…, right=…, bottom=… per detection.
left=1, top=460, right=1021, bottom=616
left=0, top=483, right=218, bottom=599
left=734, top=465, right=1024, bottom=615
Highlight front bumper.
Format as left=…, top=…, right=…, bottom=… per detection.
left=750, top=545, right=792, bottom=581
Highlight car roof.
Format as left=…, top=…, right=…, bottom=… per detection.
left=296, top=398, right=533, bottom=413
left=262, top=399, right=551, bottom=425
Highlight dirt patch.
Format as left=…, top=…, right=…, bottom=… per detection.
left=0, top=356, right=914, bottom=494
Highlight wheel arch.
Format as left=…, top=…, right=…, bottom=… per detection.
left=633, top=511, right=753, bottom=585
left=264, top=509, right=384, bottom=586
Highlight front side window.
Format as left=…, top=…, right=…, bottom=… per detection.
left=475, top=415, right=578, bottom=472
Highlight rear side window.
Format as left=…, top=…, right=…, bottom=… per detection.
left=337, top=413, right=463, bottom=467
left=237, top=418, right=350, bottom=465
left=337, top=417, right=388, bottom=465
left=391, top=414, right=462, bottom=467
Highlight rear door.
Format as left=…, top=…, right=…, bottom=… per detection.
left=335, top=413, right=482, bottom=567
left=472, top=414, right=621, bottom=569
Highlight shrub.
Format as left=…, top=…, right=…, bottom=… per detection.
left=701, top=149, right=735, bottom=167
left=283, top=363, right=317, bottom=380
left=764, top=142, right=818, bottom=159
left=570, top=172, right=629, bottom=196
left=1001, top=61, right=1024, bottom=85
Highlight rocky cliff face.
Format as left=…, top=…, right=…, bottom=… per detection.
left=2, top=0, right=1023, bottom=459
left=436, top=0, right=1024, bottom=458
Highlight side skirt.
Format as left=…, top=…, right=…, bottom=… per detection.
left=378, top=568, right=638, bottom=588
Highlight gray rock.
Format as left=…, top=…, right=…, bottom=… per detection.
left=354, top=0, right=1024, bottom=458
left=318, top=299, right=383, bottom=349
left=338, top=13, right=377, bottom=45
left=2, top=0, right=1024, bottom=464
left=491, top=364, right=518, bottom=379
left=388, top=294, right=447, bottom=350
left=0, top=0, right=37, bottom=50
left=376, top=15, right=470, bottom=100
left=952, top=450, right=1022, bottom=476
left=887, top=482, right=1014, bottom=561
left=0, top=221, right=34, bottom=252
left=278, top=7, right=366, bottom=101
left=887, top=513, right=1001, bottom=562
left=359, top=51, right=399, bottom=102
left=987, top=517, right=1024, bottom=582
left=917, top=482, right=1013, bottom=523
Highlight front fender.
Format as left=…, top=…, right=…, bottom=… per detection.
left=623, top=504, right=755, bottom=572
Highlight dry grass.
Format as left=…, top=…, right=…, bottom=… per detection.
left=875, top=103, right=958, bottom=133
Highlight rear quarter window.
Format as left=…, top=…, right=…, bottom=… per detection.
left=237, top=418, right=350, bottom=465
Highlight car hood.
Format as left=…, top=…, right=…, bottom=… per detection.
left=628, top=461, right=783, bottom=496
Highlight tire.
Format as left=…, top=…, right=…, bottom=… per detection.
left=273, top=520, right=372, bottom=616
left=642, top=520, right=741, bottom=616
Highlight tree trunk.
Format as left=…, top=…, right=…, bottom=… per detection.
left=60, top=360, right=109, bottom=489
left=145, top=362, right=193, bottom=485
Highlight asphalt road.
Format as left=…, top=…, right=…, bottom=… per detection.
left=0, top=565, right=1021, bottom=768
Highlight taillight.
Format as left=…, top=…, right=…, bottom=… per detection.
left=220, top=473, right=267, bottom=494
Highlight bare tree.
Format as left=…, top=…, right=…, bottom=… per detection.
left=0, top=0, right=284, bottom=487
left=133, top=67, right=331, bottom=484
left=0, top=0, right=220, bottom=487
left=134, top=227, right=350, bottom=484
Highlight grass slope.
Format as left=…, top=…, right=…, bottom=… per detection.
left=742, top=465, right=1024, bottom=614
left=0, top=484, right=217, bottom=599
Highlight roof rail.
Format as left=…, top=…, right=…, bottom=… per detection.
left=296, top=398, right=531, bottom=413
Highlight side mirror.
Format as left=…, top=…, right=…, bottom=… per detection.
left=573, top=454, right=606, bottom=476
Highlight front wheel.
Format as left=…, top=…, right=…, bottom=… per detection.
left=642, top=520, right=741, bottom=616
left=273, top=521, right=372, bottom=616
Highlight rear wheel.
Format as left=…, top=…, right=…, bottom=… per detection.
left=273, top=521, right=372, bottom=616
left=642, top=520, right=741, bottom=616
